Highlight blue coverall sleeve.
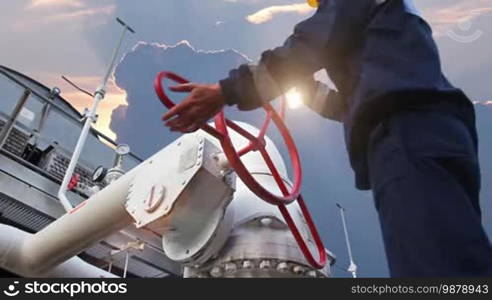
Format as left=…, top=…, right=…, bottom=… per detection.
left=219, top=0, right=376, bottom=112
left=304, top=81, right=346, bottom=122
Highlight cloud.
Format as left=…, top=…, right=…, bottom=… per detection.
left=63, top=88, right=126, bottom=141
left=43, top=5, right=115, bottom=23
left=27, top=0, right=84, bottom=10
left=39, top=73, right=126, bottom=140
left=246, top=3, right=313, bottom=24
left=423, top=0, right=492, bottom=35
left=110, top=41, right=251, bottom=157
left=13, top=5, right=116, bottom=31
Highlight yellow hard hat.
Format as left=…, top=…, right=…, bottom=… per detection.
left=306, top=0, right=319, bottom=8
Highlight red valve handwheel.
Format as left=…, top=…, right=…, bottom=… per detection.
left=154, top=71, right=301, bottom=205
left=154, top=71, right=327, bottom=269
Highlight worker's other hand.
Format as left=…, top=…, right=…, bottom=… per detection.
left=162, top=83, right=226, bottom=133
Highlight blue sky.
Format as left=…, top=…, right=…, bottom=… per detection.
left=1, top=0, right=491, bottom=277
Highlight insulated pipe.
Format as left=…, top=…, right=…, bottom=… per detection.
left=0, top=166, right=138, bottom=276
left=0, top=225, right=117, bottom=278
left=27, top=170, right=135, bottom=274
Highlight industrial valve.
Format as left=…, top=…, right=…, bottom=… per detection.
left=154, top=71, right=327, bottom=270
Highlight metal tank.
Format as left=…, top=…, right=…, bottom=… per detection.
left=183, top=123, right=335, bottom=278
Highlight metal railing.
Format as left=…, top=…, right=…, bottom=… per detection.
left=0, top=69, right=143, bottom=200
left=0, top=67, right=143, bottom=163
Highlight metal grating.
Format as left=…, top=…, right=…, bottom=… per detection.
left=127, top=256, right=171, bottom=278
left=0, top=120, right=98, bottom=195
left=39, top=148, right=94, bottom=191
left=0, top=193, right=55, bottom=232
left=0, top=120, right=30, bottom=157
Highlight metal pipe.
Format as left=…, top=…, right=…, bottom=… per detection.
left=123, top=252, right=129, bottom=278
left=0, top=225, right=118, bottom=278
left=0, top=132, right=165, bottom=277
left=57, top=91, right=104, bottom=211
left=25, top=168, right=137, bottom=274
left=58, top=20, right=133, bottom=212
left=0, top=89, right=31, bottom=149
left=34, top=101, right=51, bottom=139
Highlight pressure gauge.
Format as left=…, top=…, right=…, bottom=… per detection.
left=115, top=144, right=130, bottom=156
left=92, top=166, right=107, bottom=183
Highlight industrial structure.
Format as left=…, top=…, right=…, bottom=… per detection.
left=0, top=65, right=336, bottom=278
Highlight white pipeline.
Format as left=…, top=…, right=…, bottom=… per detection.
left=1, top=167, right=136, bottom=276
left=0, top=225, right=117, bottom=278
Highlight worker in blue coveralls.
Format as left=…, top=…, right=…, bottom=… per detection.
left=162, top=0, right=492, bottom=277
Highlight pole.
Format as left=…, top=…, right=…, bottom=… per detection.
left=58, top=19, right=135, bottom=212
left=336, top=203, right=358, bottom=278
left=0, top=90, right=31, bottom=149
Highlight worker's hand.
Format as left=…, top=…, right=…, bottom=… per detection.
left=162, top=83, right=226, bottom=133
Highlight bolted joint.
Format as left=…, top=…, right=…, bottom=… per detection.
left=90, top=114, right=99, bottom=123
left=94, top=86, right=106, bottom=99
left=276, top=262, right=289, bottom=272
left=259, top=260, right=271, bottom=269
left=81, top=109, right=99, bottom=123
left=292, top=265, right=305, bottom=275
left=209, top=266, right=222, bottom=278
left=224, top=262, right=237, bottom=273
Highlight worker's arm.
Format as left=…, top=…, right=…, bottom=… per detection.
left=303, top=81, right=345, bottom=122
left=219, top=0, right=375, bottom=111
left=163, top=0, right=375, bottom=132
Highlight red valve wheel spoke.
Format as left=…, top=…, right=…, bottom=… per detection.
left=279, top=95, right=287, bottom=120
left=259, top=147, right=290, bottom=196
left=257, top=109, right=273, bottom=140
left=278, top=196, right=327, bottom=269
left=237, top=142, right=255, bottom=157
left=227, top=118, right=267, bottom=156
left=259, top=145, right=327, bottom=269
left=154, top=71, right=327, bottom=269
left=225, top=119, right=259, bottom=142
left=215, top=111, right=301, bottom=205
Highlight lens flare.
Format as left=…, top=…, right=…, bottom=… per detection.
left=286, top=88, right=303, bottom=109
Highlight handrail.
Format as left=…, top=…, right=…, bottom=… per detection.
left=0, top=69, right=143, bottom=163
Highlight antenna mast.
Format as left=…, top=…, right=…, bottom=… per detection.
left=58, top=18, right=135, bottom=212
left=336, top=203, right=358, bottom=278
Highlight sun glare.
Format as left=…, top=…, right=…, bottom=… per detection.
left=286, top=88, right=303, bottom=109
